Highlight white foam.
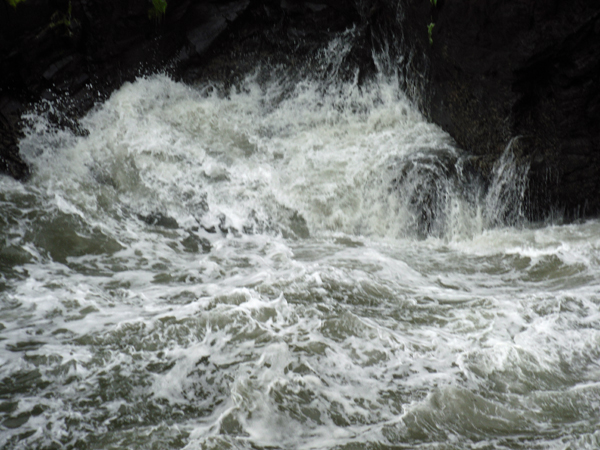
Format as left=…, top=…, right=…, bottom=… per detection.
left=2, top=72, right=600, bottom=449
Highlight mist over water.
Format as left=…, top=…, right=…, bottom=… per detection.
left=1, top=63, right=600, bottom=450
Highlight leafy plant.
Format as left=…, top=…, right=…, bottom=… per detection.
left=428, top=22, right=435, bottom=45
left=6, top=0, right=26, bottom=7
left=428, top=0, right=438, bottom=44
left=49, top=1, right=75, bottom=36
left=148, top=0, right=167, bottom=20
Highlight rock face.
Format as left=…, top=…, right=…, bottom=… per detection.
left=2, top=0, right=600, bottom=220
left=178, top=0, right=365, bottom=85
left=0, top=0, right=254, bottom=179
left=372, top=0, right=600, bottom=219
left=0, top=0, right=363, bottom=179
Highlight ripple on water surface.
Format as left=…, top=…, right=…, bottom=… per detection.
left=1, top=74, right=600, bottom=450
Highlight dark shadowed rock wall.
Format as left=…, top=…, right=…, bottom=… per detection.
left=2, top=0, right=600, bottom=220
left=371, top=0, right=600, bottom=219
left=0, top=0, right=255, bottom=179
left=0, top=0, right=362, bottom=179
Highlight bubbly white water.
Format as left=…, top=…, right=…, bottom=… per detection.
left=1, top=73, right=600, bottom=450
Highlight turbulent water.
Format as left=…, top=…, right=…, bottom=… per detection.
left=1, top=67, right=600, bottom=450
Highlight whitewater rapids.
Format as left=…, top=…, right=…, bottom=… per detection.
left=1, top=73, right=599, bottom=450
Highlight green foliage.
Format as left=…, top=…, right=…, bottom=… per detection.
left=148, top=0, right=167, bottom=20
left=428, top=22, right=435, bottom=45
left=428, top=0, right=438, bottom=45
left=49, top=1, right=74, bottom=36
left=6, top=0, right=26, bottom=8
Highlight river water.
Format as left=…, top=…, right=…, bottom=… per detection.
left=1, top=67, right=600, bottom=450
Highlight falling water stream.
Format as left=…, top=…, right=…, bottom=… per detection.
left=1, top=53, right=600, bottom=450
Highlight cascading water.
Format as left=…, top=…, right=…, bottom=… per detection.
left=1, top=35, right=600, bottom=450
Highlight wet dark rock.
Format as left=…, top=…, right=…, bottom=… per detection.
left=0, top=97, right=30, bottom=180
left=2, top=0, right=599, bottom=220
left=185, top=1, right=250, bottom=55
left=373, top=0, right=600, bottom=219
left=0, top=0, right=255, bottom=180
left=1, top=0, right=363, bottom=178
left=178, top=0, right=365, bottom=86
left=389, top=149, right=466, bottom=238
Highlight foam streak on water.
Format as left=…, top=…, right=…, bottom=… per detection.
left=1, top=74, right=600, bottom=450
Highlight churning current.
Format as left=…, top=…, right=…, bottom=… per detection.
left=1, top=71, right=600, bottom=450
